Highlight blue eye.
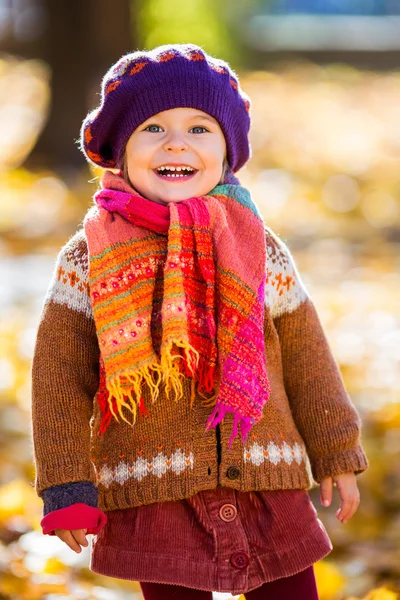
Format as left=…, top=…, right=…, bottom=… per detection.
left=144, top=125, right=162, bottom=132
left=143, top=125, right=208, bottom=134
left=190, top=126, right=208, bottom=134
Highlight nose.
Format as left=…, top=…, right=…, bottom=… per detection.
left=163, top=130, right=188, bottom=152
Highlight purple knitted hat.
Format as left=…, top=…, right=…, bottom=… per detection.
left=79, top=43, right=251, bottom=173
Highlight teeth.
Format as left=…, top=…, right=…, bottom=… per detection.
left=158, top=165, right=195, bottom=173
left=164, top=173, right=192, bottom=178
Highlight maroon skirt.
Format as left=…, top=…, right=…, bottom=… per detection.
left=90, top=487, right=332, bottom=596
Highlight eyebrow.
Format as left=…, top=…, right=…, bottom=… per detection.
left=143, top=114, right=216, bottom=125
left=190, top=114, right=216, bottom=123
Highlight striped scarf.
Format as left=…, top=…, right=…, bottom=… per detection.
left=83, top=170, right=270, bottom=448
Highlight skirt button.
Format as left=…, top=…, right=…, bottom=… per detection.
left=219, top=503, right=237, bottom=522
left=230, top=551, right=250, bottom=569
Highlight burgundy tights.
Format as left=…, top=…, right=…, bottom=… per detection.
left=139, top=565, right=319, bottom=599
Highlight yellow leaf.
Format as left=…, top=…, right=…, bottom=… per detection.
left=314, top=560, right=346, bottom=600
left=0, top=478, right=36, bottom=521
left=363, top=588, right=398, bottom=600
left=43, top=557, right=68, bottom=575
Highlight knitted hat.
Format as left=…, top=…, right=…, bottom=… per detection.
left=79, top=43, right=251, bottom=173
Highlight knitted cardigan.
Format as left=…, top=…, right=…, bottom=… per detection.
left=31, top=225, right=369, bottom=517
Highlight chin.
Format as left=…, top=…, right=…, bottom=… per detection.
left=160, top=197, right=188, bottom=204
left=158, top=191, right=193, bottom=203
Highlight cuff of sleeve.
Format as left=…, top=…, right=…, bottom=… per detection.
left=311, top=446, right=369, bottom=483
left=40, top=503, right=108, bottom=536
left=40, top=481, right=98, bottom=515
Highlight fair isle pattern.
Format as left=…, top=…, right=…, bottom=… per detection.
left=43, top=231, right=92, bottom=319
left=96, top=448, right=194, bottom=488
left=244, top=440, right=307, bottom=467
left=105, top=46, right=249, bottom=106
left=96, top=440, right=307, bottom=489
left=42, top=228, right=310, bottom=328
left=264, top=226, right=309, bottom=319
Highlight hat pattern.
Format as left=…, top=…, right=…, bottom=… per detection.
left=80, top=44, right=251, bottom=172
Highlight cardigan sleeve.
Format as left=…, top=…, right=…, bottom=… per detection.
left=30, top=229, right=101, bottom=511
left=265, top=226, right=369, bottom=484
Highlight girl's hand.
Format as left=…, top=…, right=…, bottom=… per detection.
left=53, top=528, right=89, bottom=553
left=319, top=472, right=360, bottom=524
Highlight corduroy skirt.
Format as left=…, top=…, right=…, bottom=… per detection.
left=89, top=486, right=332, bottom=596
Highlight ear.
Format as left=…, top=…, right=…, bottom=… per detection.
left=117, top=152, right=129, bottom=182
left=218, top=158, right=228, bottom=184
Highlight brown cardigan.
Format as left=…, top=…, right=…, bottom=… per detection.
left=31, top=226, right=368, bottom=513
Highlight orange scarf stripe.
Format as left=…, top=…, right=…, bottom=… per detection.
left=84, top=171, right=271, bottom=447
left=89, top=237, right=167, bottom=283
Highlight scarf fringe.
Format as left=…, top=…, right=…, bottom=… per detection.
left=181, top=352, right=216, bottom=393
left=101, top=339, right=217, bottom=429
left=206, top=401, right=255, bottom=449
left=160, top=339, right=199, bottom=399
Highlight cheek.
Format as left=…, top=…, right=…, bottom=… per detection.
left=126, top=139, right=154, bottom=168
left=204, top=139, right=226, bottom=166
left=203, top=147, right=225, bottom=168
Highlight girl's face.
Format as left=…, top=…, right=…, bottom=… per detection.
left=123, top=107, right=227, bottom=204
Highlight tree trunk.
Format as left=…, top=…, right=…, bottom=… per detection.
left=19, top=0, right=134, bottom=171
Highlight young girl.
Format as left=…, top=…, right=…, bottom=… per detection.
left=31, top=43, right=369, bottom=600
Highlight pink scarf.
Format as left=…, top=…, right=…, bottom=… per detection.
left=83, top=170, right=270, bottom=447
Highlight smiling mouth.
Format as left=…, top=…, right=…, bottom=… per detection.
left=153, top=166, right=198, bottom=181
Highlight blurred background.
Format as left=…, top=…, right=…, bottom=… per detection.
left=1, top=1, right=400, bottom=599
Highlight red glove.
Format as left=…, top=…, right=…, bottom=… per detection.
left=40, top=502, right=108, bottom=536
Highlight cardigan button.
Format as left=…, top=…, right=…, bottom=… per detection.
left=226, top=466, right=240, bottom=480
left=219, top=503, right=237, bottom=522
left=230, top=551, right=249, bottom=569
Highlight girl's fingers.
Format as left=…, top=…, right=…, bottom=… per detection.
left=337, top=495, right=360, bottom=523
left=71, top=529, right=88, bottom=548
left=337, top=500, right=352, bottom=522
left=320, top=477, right=333, bottom=507
left=54, top=529, right=88, bottom=553
left=337, top=496, right=351, bottom=520
left=54, top=529, right=82, bottom=552
left=334, top=473, right=360, bottom=523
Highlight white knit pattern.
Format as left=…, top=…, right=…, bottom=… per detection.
left=264, top=231, right=309, bottom=319
left=243, top=440, right=306, bottom=467
left=43, top=231, right=92, bottom=319
left=96, top=442, right=307, bottom=488
left=96, top=448, right=194, bottom=488
left=44, top=226, right=308, bottom=323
